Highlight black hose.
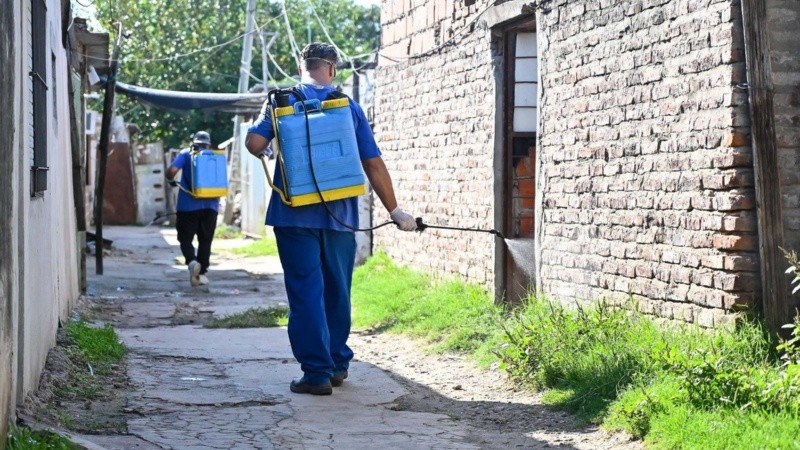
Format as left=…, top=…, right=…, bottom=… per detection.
left=415, top=218, right=505, bottom=240
left=274, top=89, right=505, bottom=238
left=294, top=89, right=396, bottom=232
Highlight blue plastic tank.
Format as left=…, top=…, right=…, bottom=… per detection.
left=274, top=98, right=366, bottom=206
left=191, top=150, right=228, bottom=198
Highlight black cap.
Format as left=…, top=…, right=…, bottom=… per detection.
left=192, top=131, right=211, bottom=146
left=300, top=42, right=339, bottom=65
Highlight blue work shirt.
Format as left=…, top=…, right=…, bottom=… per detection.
left=247, top=83, right=381, bottom=232
left=170, top=149, right=221, bottom=212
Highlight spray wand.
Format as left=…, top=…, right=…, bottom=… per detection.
left=414, top=217, right=505, bottom=240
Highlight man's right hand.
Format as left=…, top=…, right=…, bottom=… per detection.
left=168, top=180, right=178, bottom=187
left=390, top=207, right=417, bottom=231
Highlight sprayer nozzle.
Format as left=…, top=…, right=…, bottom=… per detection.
left=490, top=229, right=506, bottom=240
left=415, top=217, right=427, bottom=232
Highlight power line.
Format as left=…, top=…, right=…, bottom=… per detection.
left=267, top=49, right=299, bottom=82
left=279, top=1, right=302, bottom=66
left=77, top=14, right=283, bottom=64
left=253, top=16, right=299, bottom=83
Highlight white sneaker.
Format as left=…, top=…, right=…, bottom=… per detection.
left=188, top=260, right=201, bottom=287
left=198, top=274, right=209, bottom=286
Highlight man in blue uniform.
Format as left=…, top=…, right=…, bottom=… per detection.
left=245, top=43, right=416, bottom=395
left=166, top=131, right=219, bottom=287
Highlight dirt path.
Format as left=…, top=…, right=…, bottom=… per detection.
left=349, top=332, right=642, bottom=449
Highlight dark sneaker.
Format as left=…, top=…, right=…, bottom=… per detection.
left=290, top=376, right=332, bottom=395
left=331, top=370, right=348, bottom=387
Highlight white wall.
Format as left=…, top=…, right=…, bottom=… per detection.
left=239, top=121, right=270, bottom=237
left=15, top=0, right=80, bottom=402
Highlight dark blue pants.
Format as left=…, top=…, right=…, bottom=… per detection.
left=274, top=227, right=356, bottom=384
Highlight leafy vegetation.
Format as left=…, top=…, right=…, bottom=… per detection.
left=204, top=306, right=289, bottom=328
left=498, top=299, right=800, bottom=447
left=5, top=422, right=78, bottom=450
left=93, top=0, right=380, bottom=149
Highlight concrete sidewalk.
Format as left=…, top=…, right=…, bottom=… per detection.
left=81, top=226, right=482, bottom=450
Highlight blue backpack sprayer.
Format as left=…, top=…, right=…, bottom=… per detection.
left=174, top=146, right=229, bottom=199
left=258, top=86, right=505, bottom=239
left=148, top=143, right=229, bottom=226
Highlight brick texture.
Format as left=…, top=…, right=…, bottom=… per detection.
left=373, top=0, right=498, bottom=287
left=374, top=0, right=762, bottom=328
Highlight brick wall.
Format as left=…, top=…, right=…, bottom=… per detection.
left=374, top=0, right=499, bottom=287
left=375, top=0, right=759, bottom=327
left=768, top=1, right=800, bottom=252
left=538, top=0, right=756, bottom=327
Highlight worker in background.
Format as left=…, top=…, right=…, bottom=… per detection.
left=245, top=43, right=417, bottom=395
left=166, top=131, right=219, bottom=287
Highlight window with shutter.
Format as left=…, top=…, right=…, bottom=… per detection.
left=31, top=0, right=48, bottom=196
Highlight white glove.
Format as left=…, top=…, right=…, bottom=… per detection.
left=390, top=206, right=417, bottom=232
left=258, top=146, right=273, bottom=159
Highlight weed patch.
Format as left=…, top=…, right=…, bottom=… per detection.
left=21, top=320, right=129, bottom=434
left=497, top=296, right=800, bottom=447
left=498, top=299, right=665, bottom=422
left=65, top=321, right=126, bottom=375
left=204, top=306, right=289, bottom=328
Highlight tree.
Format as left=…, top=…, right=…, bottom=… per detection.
left=94, top=0, right=379, bottom=149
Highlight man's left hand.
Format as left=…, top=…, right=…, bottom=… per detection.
left=390, top=207, right=417, bottom=231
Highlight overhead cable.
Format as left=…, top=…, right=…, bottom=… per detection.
left=279, top=1, right=302, bottom=66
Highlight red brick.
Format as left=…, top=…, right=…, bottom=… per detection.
left=715, top=193, right=755, bottom=211
left=713, top=234, right=758, bottom=251
left=701, top=255, right=725, bottom=269
left=714, top=272, right=760, bottom=292
left=723, top=293, right=756, bottom=310
left=724, top=255, right=759, bottom=271
left=722, top=132, right=750, bottom=147
left=722, top=214, right=758, bottom=232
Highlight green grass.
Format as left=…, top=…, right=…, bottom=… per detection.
left=204, top=306, right=289, bottom=328
left=5, top=422, right=79, bottom=450
left=214, top=225, right=242, bottom=239
left=498, top=297, right=800, bottom=447
left=498, top=299, right=681, bottom=423
left=351, top=252, right=800, bottom=448
left=65, top=321, right=126, bottom=374
left=228, top=237, right=278, bottom=257
left=51, top=321, right=127, bottom=401
left=643, top=407, right=800, bottom=450
left=351, top=252, right=505, bottom=364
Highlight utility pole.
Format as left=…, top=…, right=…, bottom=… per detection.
left=94, top=22, right=123, bottom=275
left=260, top=30, right=277, bottom=90
left=223, top=0, right=257, bottom=224
left=306, top=5, right=312, bottom=43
